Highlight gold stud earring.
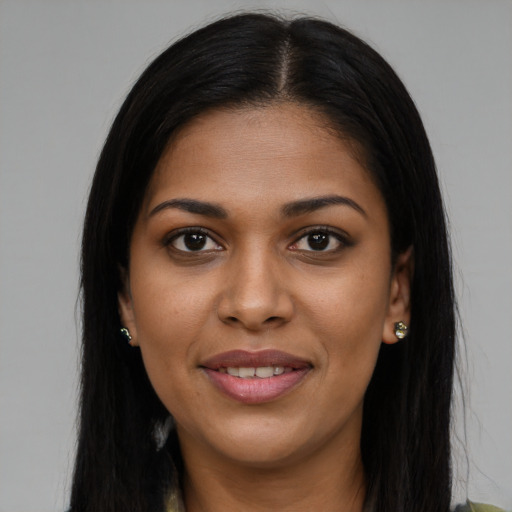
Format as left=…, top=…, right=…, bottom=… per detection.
left=120, top=327, right=132, bottom=343
left=394, top=321, right=408, bottom=340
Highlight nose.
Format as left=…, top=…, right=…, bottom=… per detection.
left=217, top=248, right=294, bottom=331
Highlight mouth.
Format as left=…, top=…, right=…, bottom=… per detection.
left=200, top=350, right=312, bottom=404
left=218, top=365, right=294, bottom=378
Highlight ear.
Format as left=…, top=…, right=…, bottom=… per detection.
left=118, top=267, right=139, bottom=346
left=382, top=246, right=414, bottom=345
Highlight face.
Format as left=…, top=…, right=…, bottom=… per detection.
left=119, top=104, right=412, bottom=471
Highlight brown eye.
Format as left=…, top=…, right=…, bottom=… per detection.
left=168, top=230, right=222, bottom=253
left=307, top=233, right=330, bottom=251
left=183, top=233, right=207, bottom=251
left=291, top=229, right=346, bottom=253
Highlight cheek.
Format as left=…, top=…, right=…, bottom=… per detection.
left=302, top=264, right=390, bottom=370
left=128, top=265, right=227, bottom=403
left=131, top=265, right=216, bottom=340
left=128, top=279, right=199, bottom=382
left=305, top=265, right=390, bottom=334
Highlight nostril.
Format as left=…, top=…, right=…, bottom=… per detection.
left=223, top=315, right=282, bottom=326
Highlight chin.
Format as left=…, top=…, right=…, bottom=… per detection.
left=177, top=409, right=353, bottom=470
left=217, top=438, right=315, bottom=469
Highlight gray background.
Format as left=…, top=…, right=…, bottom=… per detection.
left=0, top=1, right=511, bottom=510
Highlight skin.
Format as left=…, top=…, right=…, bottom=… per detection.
left=119, top=104, right=413, bottom=512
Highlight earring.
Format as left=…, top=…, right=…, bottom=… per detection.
left=120, top=327, right=132, bottom=343
left=394, top=321, right=408, bottom=340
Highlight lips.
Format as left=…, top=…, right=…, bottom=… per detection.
left=200, top=350, right=311, bottom=405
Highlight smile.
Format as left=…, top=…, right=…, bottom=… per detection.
left=219, top=366, right=292, bottom=378
left=200, top=350, right=311, bottom=404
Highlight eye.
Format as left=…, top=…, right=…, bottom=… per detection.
left=166, top=229, right=222, bottom=253
left=290, top=229, right=347, bottom=252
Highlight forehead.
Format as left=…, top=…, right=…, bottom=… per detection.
left=144, top=104, right=382, bottom=215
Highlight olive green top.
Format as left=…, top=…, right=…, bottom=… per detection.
left=166, top=490, right=185, bottom=512
left=166, top=495, right=505, bottom=512
left=456, top=502, right=507, bottom=512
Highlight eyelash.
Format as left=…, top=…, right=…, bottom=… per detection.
left=289, top=226, right=350, bottom=254
left=163, top=226, right=351, bottom=255
left=164, top=227, right=223, bottom=253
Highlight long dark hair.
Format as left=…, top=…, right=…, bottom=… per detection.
left=71, top=13, right=455, bottom=512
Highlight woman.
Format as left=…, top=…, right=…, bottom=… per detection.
left=70, top=13, right=499, bottom=512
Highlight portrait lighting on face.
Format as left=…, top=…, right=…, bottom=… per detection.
left=72, top=13, right=460, bottom=512
left=117, top=105, right=412, bottom=486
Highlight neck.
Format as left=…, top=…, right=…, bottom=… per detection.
left=179, top=433, right=366, bottom=512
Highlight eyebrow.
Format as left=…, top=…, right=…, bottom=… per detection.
left=148, top=194, right=366, bottom=220
left=149, top=198, right=228, bottom=219
left=281, top=195, right=367, bottom=218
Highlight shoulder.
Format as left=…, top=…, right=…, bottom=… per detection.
left=454, top=501, right=507, bottom=512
